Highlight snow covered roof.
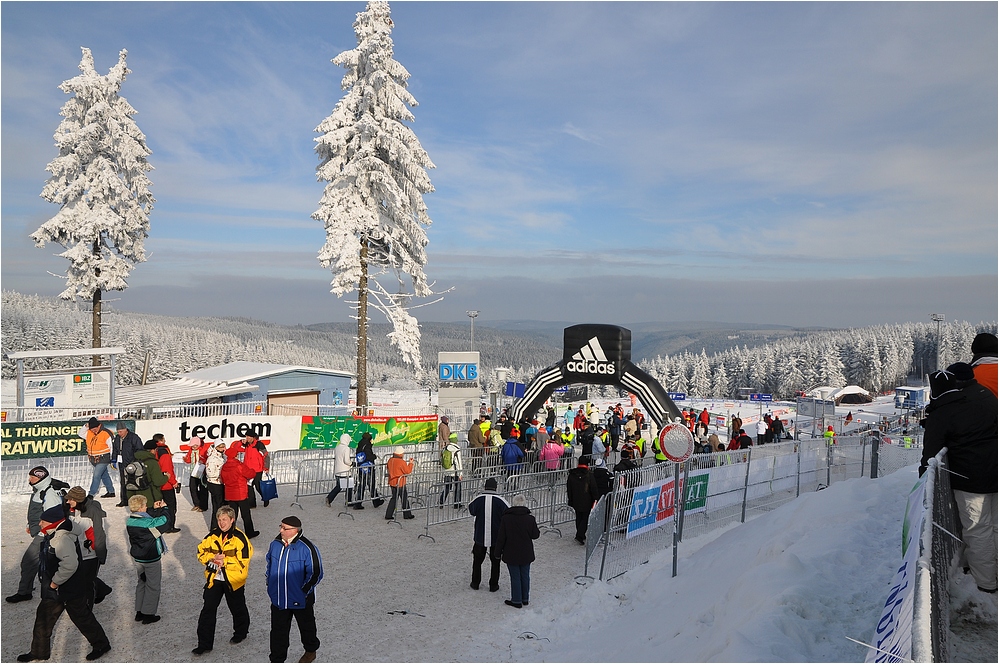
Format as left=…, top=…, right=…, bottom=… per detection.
left=805, top=386, right=837, bottom=399
left=114, top=378, right=259, bottom=408
left=179, top=361, right=352, bottom=383
left=831, top=385, right=871, bottom=399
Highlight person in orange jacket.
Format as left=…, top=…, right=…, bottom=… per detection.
left=971, top=332, right=997, bottom=397
left=85, top=417, right=116, bottom=499
left=384, top=447, right=415, bottom=520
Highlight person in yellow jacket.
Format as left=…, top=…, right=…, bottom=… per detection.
left=193, top=506, right=253, bottom=656
left=823, top=425, right=837, bottom=446
left=385, top=447, right=415, bottom=520
left=84, top=417, right=116, bottom=499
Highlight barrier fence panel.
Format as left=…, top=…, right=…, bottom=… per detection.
left=920, top=451, right=959, bottom=663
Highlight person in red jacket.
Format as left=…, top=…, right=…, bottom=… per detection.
left=240, top=433, right=268, bottom=508
left=184, top=437, right=210, bottom=512
left=221, top=444, right=259, bottom=538
left=154, top=439, right=181, bottom=534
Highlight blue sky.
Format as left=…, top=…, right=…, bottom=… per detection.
left=2, top=1, right=996, bottom=328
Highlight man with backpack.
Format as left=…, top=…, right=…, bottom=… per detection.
left=15, top=506, right=112, bottom=662
left=124, top=442, right=169, bottom=508
left=351, top=432, right=383, bottom=509
left=112, top=423, right=144, bottom=507
left=7, top=467, right=69, bottom=604
left=439, top=436, right=463, bottom=509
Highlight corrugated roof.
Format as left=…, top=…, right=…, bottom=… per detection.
left=180, top=361, right=352, bottom=383
left=114, top=378, right=259, bottom=408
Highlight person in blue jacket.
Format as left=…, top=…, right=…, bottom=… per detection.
left=265, top=516, right=324, bottom=663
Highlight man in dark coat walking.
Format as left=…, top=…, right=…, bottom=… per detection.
left=566, top=458, right=600, bottom=545
left=112, top=423, right=144, bottom=507
left=467, top=478, right=508, bottom=592
left=920, top=363, right=997, bottom=593
left=495, top=494, right=540, bottom=609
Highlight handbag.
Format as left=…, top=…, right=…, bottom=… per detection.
left=259, top=472, right=278, bottom=502
left=191, top=462, right=206, bottom=479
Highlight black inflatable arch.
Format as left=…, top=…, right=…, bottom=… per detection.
left=511, top=324, right=682, bottom=429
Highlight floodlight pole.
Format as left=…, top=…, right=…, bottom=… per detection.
left=466, top=310, right=479, bottom=351
left=930, top=313, right=944, bottom=372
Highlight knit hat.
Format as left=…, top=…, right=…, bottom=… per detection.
left=190, top=436, right=203, bottom=447
left=971, top=332, right=998, bottom=356
left=87, top=417, right=100, bottom=429
left=116, top=422, right=129, bottom=431
left=144, top=440, right=158, bottom=450
left=29, top=466, right=49, bottom=480
left=484, top=478, right=498, bottom=490
left=281, top=515, right=302, bottom=529
left=393, top=446, right=404, bottom=456
left=946, top=362, right=975, bottom=383
left=40, top=505, right=66, bottom=524
left=929, top=369, right=959, bottom=400
left=65, top=486, right=87, bottom=503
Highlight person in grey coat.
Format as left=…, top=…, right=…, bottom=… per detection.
left=6, top=467, right=68, bottom=604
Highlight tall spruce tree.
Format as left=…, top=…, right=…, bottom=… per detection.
left=314, top=0, right=437, bottom=408
left=32, top=48, right=153, bottom=363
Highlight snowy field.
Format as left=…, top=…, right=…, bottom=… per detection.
left=3, top=463, right=995, bottom=662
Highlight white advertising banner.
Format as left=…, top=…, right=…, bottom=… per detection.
left=134, top=415, right=303, bottom=452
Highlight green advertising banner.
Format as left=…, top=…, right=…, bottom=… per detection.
left=1, top=421, right=87, bottom=459
left=301, top=415, right=437, bottom=450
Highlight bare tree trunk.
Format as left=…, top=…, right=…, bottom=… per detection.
left=356, top=237, right=369, bottom=412
left=92, top=239, right=102, bottom=367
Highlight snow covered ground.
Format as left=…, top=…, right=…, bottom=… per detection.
left=3, top=463, right=994, bottom=662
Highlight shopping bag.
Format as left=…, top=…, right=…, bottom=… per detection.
left=260, top=473, right=278, bottom=501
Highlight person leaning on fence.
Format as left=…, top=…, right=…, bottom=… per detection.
left=919, top=364, right=998, bottom=594
left=439, top=437, right=464, bottom=509
left=193, top=505, right=253, bottom=656
left=468, top=478, right=508, bottom=592
left=65, top=486, right=113, bottom=604
left=265, top=516, right=323, bottom=663
left=126, top=493, right=169, bottom=624
left=15, top=505, right=112, bottom=663
left=185, top=437, right=210, bottom=513
left=501, top=434, right=525, bottom=475
left=539, top=435, right=564, bottom=471
left=385, top=446, right=415, bottom=520
left=112, top=423, right=144, bottom=507
left=566, top=457, right=600, bottom=545
left=325, top=433, right=355, bottom=508
left=495, top=494, right=541, bottom=609
left=823, top=425, right=836, bottom=445
left=85, top=417, right=116, bottom=500
left=352, top=432, right=383, bottom=509
left=613, top=448, right=638, bottom=474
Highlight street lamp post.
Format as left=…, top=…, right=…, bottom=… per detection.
left=930, top=313, right=945, bottom=373
left=466, top=310, right=479, bottom=351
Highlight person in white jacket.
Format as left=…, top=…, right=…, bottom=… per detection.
left=756, top=419, right=768, bottom=446
left=439, top=438, right=463, bottom=509
left=325, top=434, right=355, bottom=507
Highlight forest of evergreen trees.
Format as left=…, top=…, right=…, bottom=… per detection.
left=2, top=290, right=994, bottom=399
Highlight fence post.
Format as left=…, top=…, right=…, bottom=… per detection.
left=740, top=448, right=753, bottom=523
left=795, top=443, right=801, bottom=498
left=826, top=443, right=832, bottom=487
left=870, top=434, right=880, bottom=479
left=860, top=438, right=866, bottom=478
left=672, top=462, right=681, bottom=578
left=597, top=484, right=613, bottom=581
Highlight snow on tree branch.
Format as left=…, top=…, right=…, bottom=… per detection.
left=31, top=47, right=154, bottom=301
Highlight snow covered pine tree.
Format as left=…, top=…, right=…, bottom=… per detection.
left=313, top=1, right=438, bottom=407
left=31, top=48, right=154, bottom=359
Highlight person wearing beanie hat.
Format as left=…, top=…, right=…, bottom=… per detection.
left=970, top=332, right=998, bottom=397
left=468, top=478, right=508, bottom=592
left=566, top=458, right=600, bottom=545
left=15, top=500, right=111, bottom=662
left=84, top=418, right=116, bottom=501
left=65, top=486, right=113, bottom=605
left=352, top=432, right=383, bottom=509
left=6, top=467, right=69, bottom=604
left=203, top=441, right=229, bottom=529
left=113, top=422, right=145, bottom=507
left=324, top=433, right=355, bottom=508
left=385, top=446, right=415, bottom=520
left=265, top=515, right=324, bottom=663
left=920, top=361, right=998, bottom=593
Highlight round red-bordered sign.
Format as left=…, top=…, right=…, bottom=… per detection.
left=658, top=422, right=695, bottom=462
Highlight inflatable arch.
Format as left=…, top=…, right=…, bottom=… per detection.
left=511, top=324, right=682, bottom=428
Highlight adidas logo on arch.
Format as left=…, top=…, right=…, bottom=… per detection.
left=566, top=336, right=616, bottom=375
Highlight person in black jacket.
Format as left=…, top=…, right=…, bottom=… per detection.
left=566, top=458, right=600, bottom=545
left=16, top=506, right=111, bottom=662
left=494, top=495, right=540, bottom=609
left=920, top=363, right=997, bottom=593
left=468, top=478, right=508, bottom=592
left=352, top=432, right=383, bottom=509
left=112, top=423, right=145, bottom=507
left=65, top=487, right=113, bottom=604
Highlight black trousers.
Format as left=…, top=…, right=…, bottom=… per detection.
left=30, top=596, right=110, bottom=659
left=197, top=582, right=250, bottom=649
left=354, top=468, right=380, bottom=503
left=269, top=594, right=320, bottom=662
left=471, top=542, right=501, bottom=590
left=161, top=486, right=178, bottom=531
left=439, top=474, right=462, bottom=507
left=189, top=475, right=209, bottom=511
left=207, top=482, right=225, bottom=527
left=385, top=485, right=412, bottom=519
left=574, top=507, right=592, bottom=542
left=226, top=498, right=255, bottom=535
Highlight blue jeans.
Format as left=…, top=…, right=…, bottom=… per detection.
left=89, top=462, right=115, bottom=496
left=507, top=563, right=531, bottom=605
